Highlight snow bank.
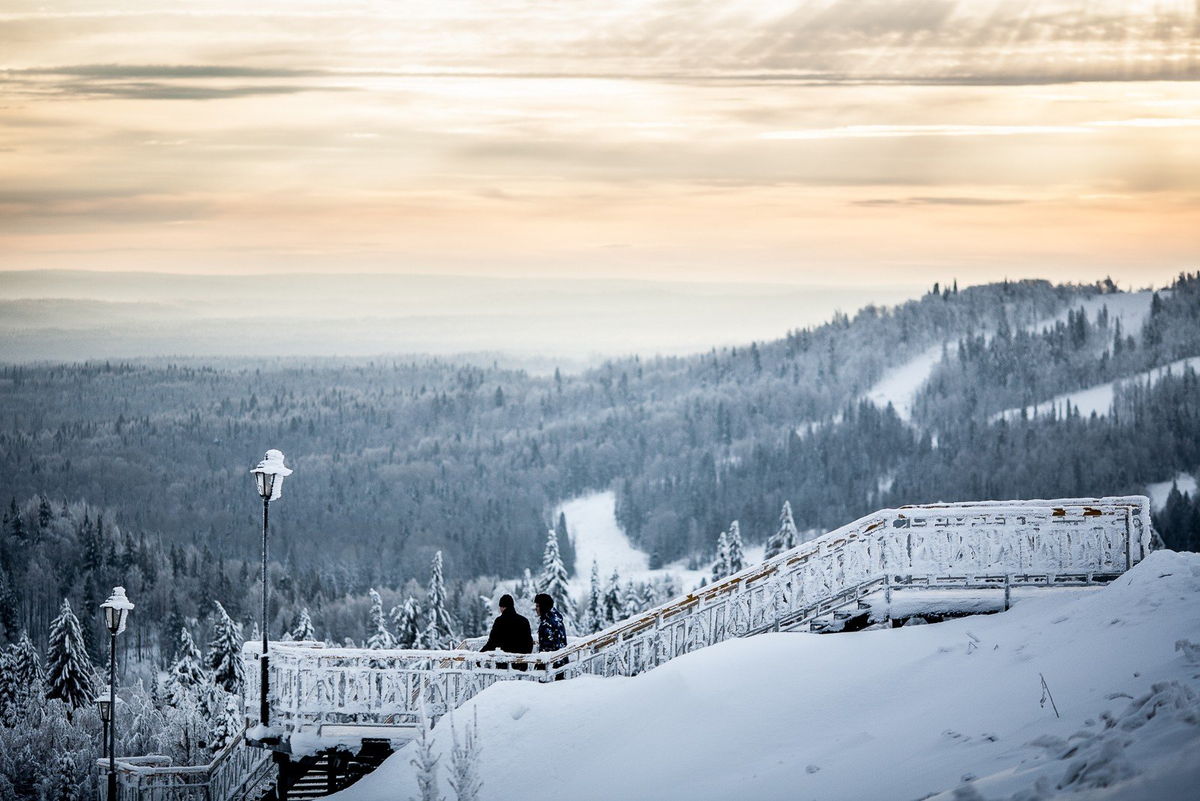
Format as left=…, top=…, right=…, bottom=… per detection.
left=1147, top=473, right=1198, bottom=512
left=992, top=356, right=1200, bottom=423
left=333, top=551, right=1200, bottom=801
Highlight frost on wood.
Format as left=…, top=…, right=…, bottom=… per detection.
left=246, top=496, right=1152, bottom=743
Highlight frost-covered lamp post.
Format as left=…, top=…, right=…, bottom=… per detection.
left=251, top=449, right=292, bottom=729
left=96, top=690, right=111, bottom=759
left=100, top=587, right=133, bottom=801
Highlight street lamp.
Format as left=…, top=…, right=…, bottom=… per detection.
left=99, top=587, right=133, bottom=801
left=251, top=449, right=292, bottom=729
left=96, top=689, right=112, bottom=759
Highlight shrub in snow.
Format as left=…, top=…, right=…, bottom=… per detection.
left=411, top=700, right=441, bottom=801
left=0, top=698, right=99, bottom=801
left=448, top=709, right=483, bottom=801
left=44, top=599, right=97, bottom=711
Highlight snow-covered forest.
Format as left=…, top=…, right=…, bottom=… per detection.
left=2, top=275, right=1200, bottom=796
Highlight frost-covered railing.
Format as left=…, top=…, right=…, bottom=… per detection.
left=100, top=726, right=273, bottom=801
left=246, top=496, right=1152, bottom=741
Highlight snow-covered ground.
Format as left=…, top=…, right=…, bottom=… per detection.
left=557, top=491, right=762, bottom=597
left=1032, top=290, right=1155, bottom=336
left=992, top=356, right=1200, bottom=423
left=334, top=551, right=1200, bottom=801
left=863, top=343, right=947, bottom=422
left=1147, top=473, right=1199, bottom=512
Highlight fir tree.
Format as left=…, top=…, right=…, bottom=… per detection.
left=639, top=582, right=658, bottom=613
left=367, top=589, right=396, bottom=650
left=585, top=560, right=603, bottom=634
left=167, top=627, right=206, bottom=705
left=603, top=567, right=624, bottom=625
left=538, top=528, right=572, bottom=631
left=208, top=689, right=242, bottom=753
left=622, top=581, right=642, bottom=617
left=711, top=531, right=730, bottom=583
left=291, top=608, right=315, bottom=642
left=764, top=502, right=797, bottom=560
left=425, top=552, right=457, bottom=650
left=727, top=521, right=745, bottom=575
left=392, top=596, right=424, bottom=649
left=44, top=599, right=97, bottom=710
left=207, top=601, right=245, bottom=696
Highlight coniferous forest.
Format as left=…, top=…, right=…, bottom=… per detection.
left=2, top=275, right=1200, bottom=789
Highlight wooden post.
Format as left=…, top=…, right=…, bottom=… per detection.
left=1004, top=573, right=1011, bottom=611
left=1124, top=507, right=1133, bottom=572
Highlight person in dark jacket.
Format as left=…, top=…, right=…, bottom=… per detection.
left=534, top=592, right=568, bottom=652
left=481, top=595, right=533, bottom=667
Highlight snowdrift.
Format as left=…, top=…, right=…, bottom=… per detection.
left=335, top=551, right=1200, bottom=801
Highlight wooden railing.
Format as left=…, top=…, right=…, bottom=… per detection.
left=245, top=495, right=1152, bottom=737
left=99, top=727, right=273, bottom=801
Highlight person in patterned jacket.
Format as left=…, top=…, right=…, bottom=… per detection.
left=534, top=592, right=568, bottom=656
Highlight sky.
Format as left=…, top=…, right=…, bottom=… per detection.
left=1, top=0, right=1199, bottom=290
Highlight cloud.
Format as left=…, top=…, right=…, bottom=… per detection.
left=853, top=197, right=1027, bottom=207
left=760, top=124, right=1094, bottom=140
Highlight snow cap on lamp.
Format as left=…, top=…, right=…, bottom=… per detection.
left=252, top=449, right=293, bottom=501
left=101, top=586, right=134, bottom=635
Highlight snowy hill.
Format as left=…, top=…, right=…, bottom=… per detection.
left=992, top=355, right=1200, bottom=423
left=334, top=551, right=1200, bottom=801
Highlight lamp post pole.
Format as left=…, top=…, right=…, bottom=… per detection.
left=100, top=587, right=132, bottom=801
left=260, top=493, right=270, bottom=727
left=251, top=449, right=291, bottom=732
left=107, top=632, right=117, bottom=801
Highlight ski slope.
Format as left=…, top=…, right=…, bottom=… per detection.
left=335, top=551, right=1200, bottom=801
left=557, top=491, right=762, bottom=596
left=1148, top=473, right=1199, bottom=512
left=1033, top=290, right=1155, bottom=336
left=993, top=356, right=1200, bottom=422
left=863, top=344, right=946, bottom=422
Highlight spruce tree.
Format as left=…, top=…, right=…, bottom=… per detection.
left=167, top=627, right=206, bottom=706
left=208, top=689, right=243, bottom=753
left=623, top=581, right=642, bottom=617
left=727, top=521, right=745, bottom=575
left=711, top=531, right=730, bottom=583
left=291, top=608, right=315, bottom=642
left=44, top=599, right=97, bottom=710
left=425, top=552, right=457, bottom=650
left=765, top=503, right=796, bottom=560
left=603, top=567, right=624, bottom=625
left=538, top=528, right=572, bottom=631
left=585, top=560, right=603, bottom=634
left=391, top=596, right=423, bottom=649
left=207, top=601, right=245, bottom=696
left=367, top=589, right=396, bottom=649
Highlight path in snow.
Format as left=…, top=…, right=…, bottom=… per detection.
left=863, top=343, right=947, bottom=422
left=557, top=491, right=761, bottom=596
left=992, top=355, right=1200, bottom=423
left=1148, top=473, right=1199, bottom=511
left=336, top=550, right=1200, bottom=801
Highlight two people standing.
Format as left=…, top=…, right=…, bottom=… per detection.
left=480, top=592, right=567, bottom=669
